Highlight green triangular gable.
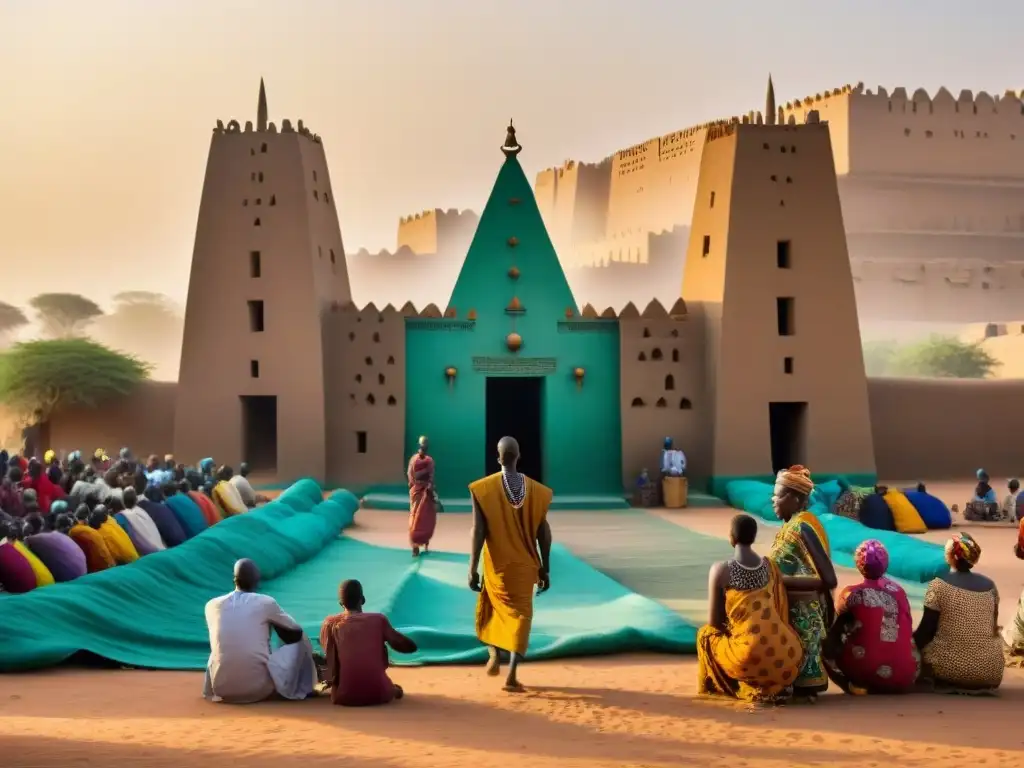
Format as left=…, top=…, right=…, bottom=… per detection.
left=447, top=154, right=577, bottom=317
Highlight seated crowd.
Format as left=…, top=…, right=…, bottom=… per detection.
left=0, top=447, right=266, bottom=592
left=698, top=465, right=1008, bottom=705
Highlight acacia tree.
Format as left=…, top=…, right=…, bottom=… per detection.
left=0, top=338, right=151, bottom=425
left=0, top=302, right=29, bottom=341
left=28, top=293, right=103, bottom=338
left=890, top=335, right=1000, bottom=379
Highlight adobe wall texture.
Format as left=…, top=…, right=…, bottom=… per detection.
left=617, top=299, right=709, bottom=489
left=174, top=115, right=350, bottom=482
left=323, top=302, right=407, bottom=488
left=685, top=117, right=875, bottom=480
left=868, top=377, right=1024, bottom=480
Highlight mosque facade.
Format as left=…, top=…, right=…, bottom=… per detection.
left=167, top=82, right=878, bottom=501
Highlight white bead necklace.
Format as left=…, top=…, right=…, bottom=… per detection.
left=502, top=470, right=526, bottom=509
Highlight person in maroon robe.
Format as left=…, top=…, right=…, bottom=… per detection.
left=406, top=436, right=438, bottom=558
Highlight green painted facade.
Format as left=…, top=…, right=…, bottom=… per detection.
left=404, top=141, right=622, bottom=499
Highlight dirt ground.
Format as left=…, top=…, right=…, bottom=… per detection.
left=3, top=478, right=1024, bottom=768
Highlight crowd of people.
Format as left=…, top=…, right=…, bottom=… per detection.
left=698, top=465, right=1009, bottom=704
left=0, top=447, right=267, bottom=592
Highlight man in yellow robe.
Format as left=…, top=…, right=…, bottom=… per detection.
left=468, top=436, right=553, bottom=693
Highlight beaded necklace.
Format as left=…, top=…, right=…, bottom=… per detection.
left=501, top=469, right=526, bottom=509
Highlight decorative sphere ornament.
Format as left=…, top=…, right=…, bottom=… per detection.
left=506, top=332, right=523, bottom=352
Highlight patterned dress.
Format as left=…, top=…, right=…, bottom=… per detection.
left=824, top=576, right=920, bottom=693
left=921, top=578, right=1004, bottom=692
left=768, top=512, right=831, bottom=694
left=697, top=558, right=804, bottom=703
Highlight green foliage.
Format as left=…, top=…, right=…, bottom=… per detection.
left=28, top=293, right=103, bottom=339
left=0, top=338, right=151, bottom=423
left=862, top=335, right=1000, bottom=379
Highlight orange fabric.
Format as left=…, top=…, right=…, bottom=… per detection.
left=470, top=472, right=552, bottom=655
left=99, top=519, right=139, bottom=565
left=69, top=524, right=116, bottom=573
left=697, top=559, right=803, bottom=701
left=189, top=491, right=222, bottom=526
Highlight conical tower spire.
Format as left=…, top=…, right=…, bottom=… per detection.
left=257, top=78, right=268, bottom=132
left=501, top=119, right=522, bottom=158
left=765, top=74, right=776, bottom=126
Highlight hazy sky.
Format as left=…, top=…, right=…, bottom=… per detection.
left=2, top=0, right=1022, bottom=307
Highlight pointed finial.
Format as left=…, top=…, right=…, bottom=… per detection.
left=501, top=119, right=522, bottom=158
left=257, top=78, right=268, bottom=132
left=766, top=74, right=776, bottom=126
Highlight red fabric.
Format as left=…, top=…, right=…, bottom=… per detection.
left=407, top=454, right=437, bottom=547
left=21, top=473, right=66, bottom=514
left=189, top=491, right=221, bottom=526
left=0, top=541, right=37, bottom=593
left=833, top=576, right=918, bottom=691
left=320, top=612, right=401, bottom=706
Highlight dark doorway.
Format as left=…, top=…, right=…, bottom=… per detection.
left=485, top=376, right=543, bottom=482
left=768, top=401, right=807, bottom=474
left=240, top=395, right=278, bottom=472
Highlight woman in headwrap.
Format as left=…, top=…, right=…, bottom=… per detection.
left=822, top=540, right=919, bottom=694
left=913, top=532, right=1003, bottom=693
left=767, top=465, right=838, bottom=701
left=406, top=436, right=437, bottom=558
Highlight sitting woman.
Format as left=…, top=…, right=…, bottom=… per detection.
left=963, top=469, right=999, bottom=522
left=913, top=532, right=1004, bottom=693
left=697, top=514, right=806, bottom=705
left=1002, top=523, right=1024, bottom=664
left=823, top=540, right=919, bottom=694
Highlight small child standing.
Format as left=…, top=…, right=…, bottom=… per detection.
left=1001, top=478, right=1020, bottom=522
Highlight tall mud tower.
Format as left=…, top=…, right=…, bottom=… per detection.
left=175, top=79, right=351, bottom=482
left=683, top=112, right=875, bottom=483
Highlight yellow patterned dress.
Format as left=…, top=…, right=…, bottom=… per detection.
left=697, top=557, right=804, bottom=703
left=768, top=512, right=832, bottom=694
left=921, top=578, right=1003, bottom=692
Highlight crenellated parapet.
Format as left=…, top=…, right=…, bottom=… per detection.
left=578, top=298, right=688, bottom=320
left=213, top=117, right=323, bottom=144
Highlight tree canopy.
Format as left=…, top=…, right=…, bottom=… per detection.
left=28, top=293, right=104, bottom=338
left=862, top=335, right=1000, bottom=379
left=89, top=291, right=183, bottom=381
left=0, top=338, right=151, bottom=424
left=0, top=302, right=29, bottom=335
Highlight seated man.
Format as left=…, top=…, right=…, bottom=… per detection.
left=1002, top=479, right=1020, bottom=523
left=212, top=465, right=247, bottom=518
left=204, top=558, right=318, bottom=704
left=68, top=504, right=116, bottom=573
left=230, top=463, right=269, bottom=509
left=320, top=579, right=417, bottom=706
left=964, top=469, right=1000, bottom=522
left=25, top=512, right=88, bottom=582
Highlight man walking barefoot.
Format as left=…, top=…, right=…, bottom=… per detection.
left=468, top=436, right=553, bottom=692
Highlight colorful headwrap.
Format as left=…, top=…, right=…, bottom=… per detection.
left=50, top=500, right=68, bottom=516
left=854, top=539, right=889, bottom=580
left=774, top=465, right=815, bottom=498
left=68, top=451, right=81, bottom=463
left=945, top=532, right=982, bottom=568
left=43, top=450, right=55, bottom=464
left=94, top=448, right=109, bottom=461
left=976, top=468, right=987, bottom=480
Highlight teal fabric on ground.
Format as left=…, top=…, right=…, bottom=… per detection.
left=271, top=539, right=696, bottom=666
left=723, top=479, right=947, bottom=583
left=0, top=482, right=358, bottom=672
left=0, top=480, right=695, bottom=671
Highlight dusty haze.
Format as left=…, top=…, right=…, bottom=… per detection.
left=2, top=0, right=1022, bottom=309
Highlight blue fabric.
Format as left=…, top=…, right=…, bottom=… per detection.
left=903, top=490, right=953, bottom=530
left=859, top=493, right=896, bottom=531
left=165, top=494, right=208, bottom=538
left=724, top=479, right=946, bottom=583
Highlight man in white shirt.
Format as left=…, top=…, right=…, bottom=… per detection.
left=203, top=558, right=318, bottom=703
left=229, top=463, right=267, bottom=509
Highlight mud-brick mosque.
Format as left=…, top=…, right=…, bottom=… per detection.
left=169, top=80, right=876, bottom=508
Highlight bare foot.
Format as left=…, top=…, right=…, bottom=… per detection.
left=394, top=684, right=405, bottom=700
left=485, top=647, right=501, bottom=677
left=503, top=681, right=526, bottom=693
left=412, top=546, right=420, bottom=558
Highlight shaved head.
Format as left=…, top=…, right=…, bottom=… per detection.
left=497, top=436, right=520, bottom=468
left=234, top=558, right=260, bottom=592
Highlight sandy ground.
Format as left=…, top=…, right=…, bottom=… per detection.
left=4, top=478, right=1024, bottom=768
